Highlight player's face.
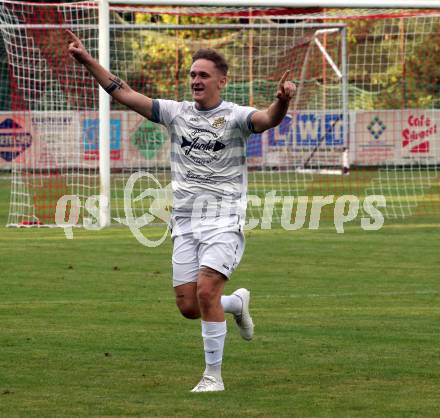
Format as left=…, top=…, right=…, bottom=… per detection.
left=190, top=59, right=226, bottom=109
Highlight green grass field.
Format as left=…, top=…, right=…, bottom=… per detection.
left=1, top=175, right=439, bottom=417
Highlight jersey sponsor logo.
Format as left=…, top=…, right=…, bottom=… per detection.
left=180, top=127, right=226, bottom=165
left=181, top=136, right=225, bottom=154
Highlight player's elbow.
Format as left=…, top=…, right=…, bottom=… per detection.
left=252, top=119, right=278, bottom=134
left=251, top=114, right=273, bottom=133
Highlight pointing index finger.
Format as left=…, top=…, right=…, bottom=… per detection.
left=65, top=29, right=79, bottom=42
left=279, top=70, right=290, bottom=86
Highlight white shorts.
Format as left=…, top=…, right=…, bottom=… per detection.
left=170, top=215, right=245, bottom=287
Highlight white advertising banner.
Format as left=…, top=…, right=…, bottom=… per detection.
left=353, top=110, right=440, bottom=165
left=31, top=112, right=81, bottom=168
left=0, top=111, right=80, bottom=170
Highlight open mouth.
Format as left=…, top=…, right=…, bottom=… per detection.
left=192, top=86, right=204, bottom=94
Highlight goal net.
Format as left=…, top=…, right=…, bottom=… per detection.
left=0, top=1, right=439, bottom=227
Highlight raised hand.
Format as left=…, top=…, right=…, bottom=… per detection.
left=66, top=29, right=92, bottom=65
left=276, top=70, right=296, bottom=103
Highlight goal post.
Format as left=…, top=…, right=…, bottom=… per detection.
left=1, top=1, right=439, bottom=227
left=99, top=0, right=111, bottom=227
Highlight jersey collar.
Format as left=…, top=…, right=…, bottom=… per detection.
left=194, top=100, right=223, bottom=112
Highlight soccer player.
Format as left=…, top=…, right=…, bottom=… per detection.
left=67, top=30, right=295, bottom=392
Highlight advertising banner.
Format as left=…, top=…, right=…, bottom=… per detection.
left=1, top=110, right=438, bottom=170
left=0, top=112, right=33, bottom=169
left=248, top=112, right=346, bottom=168
left=354, top=110, right=440, bottom=165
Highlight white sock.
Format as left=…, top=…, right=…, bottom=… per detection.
left=201, top=320, right=227, bottom=381
left=221, top=294, right=242, bottom=315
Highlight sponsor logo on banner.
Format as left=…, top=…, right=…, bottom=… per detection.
left=295, top=113, right=344, bottom=146
left=262, top=113, right=344, bottom=147
left=31, top=113, right=79, bottom=167
left=0, top=117, right=32, bottom=162
left=247, top=132, right=263, bottom=158
left=268, top=114, right=294, bottom=146
left=131, top=119, right=167, bottom=160
left=246, top=113, right=345, bottom=166
left=356, top=112, right=395, bottom=165
left=83, top=118, right=121, bottom=160
left=367, top=116, right=386, bottom=140
left=401, top=113, right=437, bottom=154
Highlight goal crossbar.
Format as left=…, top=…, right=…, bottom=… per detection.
left=0, top=23, right=347, bottom=30
left=105, top=0, right=440, bottom=8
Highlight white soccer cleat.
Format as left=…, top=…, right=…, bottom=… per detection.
left=232, top=288, right=254, bottom=341
left=191, top=375, right=224, bottom=392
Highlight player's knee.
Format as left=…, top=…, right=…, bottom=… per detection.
left=180, top=307, right=200, bottom=320
left=175, top=296, right=200, bottom=319
left=196, top=287, right=217, bottom=310
left=197, top=268, right=224, bottom=310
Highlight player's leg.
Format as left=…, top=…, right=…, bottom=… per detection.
left=174, top=282, right=200, bottom=319
left=191, top=267, right=227, bottom=392
left=223, top=288, right=254, bottom=341
left=220, top=292, right=242, bottom=315
left=191, top=227, right=252, bottom=392
left=172, top=221, right=201, bottom=319
left=197, top=266, right=226, bottom=321
left=199, top=228, right=254, bottom=341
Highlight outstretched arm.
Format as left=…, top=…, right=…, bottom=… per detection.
left=250, top=70, right=296, bottom=133
left=66, top=30, right=153, bottom=120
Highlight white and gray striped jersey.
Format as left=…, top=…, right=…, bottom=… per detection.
left=151, top=99, right=257, bottom=218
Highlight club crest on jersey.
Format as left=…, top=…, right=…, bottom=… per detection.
left=211, top=116, right=226, bottom=129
